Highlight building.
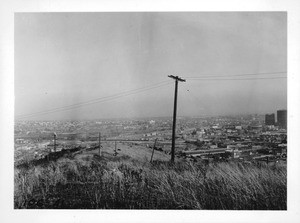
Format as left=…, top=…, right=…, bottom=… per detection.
left=149, top=120, right=155, bottom=125
left=265, top=113, right=275, bottom=125
left=277, top=110, right=287, bottom=129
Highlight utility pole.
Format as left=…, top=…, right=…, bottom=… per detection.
left=168, top=75, right=186, bottom=162
left=99, top=132, right=101, bottom=157
left=53, top=132, right=57, bottom=152
left=150, top=138, right=158, bottom=163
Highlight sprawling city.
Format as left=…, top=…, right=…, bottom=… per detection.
left=15, top=111, right=287, bottom=167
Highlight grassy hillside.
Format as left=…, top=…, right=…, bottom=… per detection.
left=14, top=152, right=286, bottom=209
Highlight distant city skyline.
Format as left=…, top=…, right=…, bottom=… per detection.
left=15, top=112, right=286, bottom=122
left=15, top=12, right=287, bottom=120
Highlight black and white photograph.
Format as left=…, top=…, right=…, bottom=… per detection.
left=14, top=11, right=287, bottom=210
left=1, top=0, right=300, bottom=222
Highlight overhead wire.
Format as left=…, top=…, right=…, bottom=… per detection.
left=16, top=81, right=173, bottom=119
left=185, top=76, right=287, bottom=81
left=17, top=81, right=172, bottom=119
left=176, top=71, right=287, bottom=117
left=185, top=71, right=287, bottom=79
left=16, top=71, right=287, bottom=119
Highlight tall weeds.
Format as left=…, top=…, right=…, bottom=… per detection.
left=14, top=158, right=286, bottom=209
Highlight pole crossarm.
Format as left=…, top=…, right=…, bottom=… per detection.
left=168, top=75, right=186, bottom=82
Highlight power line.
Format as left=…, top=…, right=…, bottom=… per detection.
left=186, top=76, right=287, bottom=81
left=185, top=71, right=287, bottom=79
left=15, top=71, right=287, bottom=119
left=16, top=81, right=172, bottom=119
left=16, top=81, right=173, bottom=119
left=176, top=75, right=286, bottom=118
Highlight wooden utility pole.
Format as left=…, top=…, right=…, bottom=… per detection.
left=53, top=132, right=57, bottom=152
left=99, top=132, right=101, bottom=157
left=150, top=138, right=158, bottom=163
left=168, top=75, right=186, bottom=162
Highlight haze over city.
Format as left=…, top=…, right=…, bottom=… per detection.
left=15, top=12, right=287, bottom=120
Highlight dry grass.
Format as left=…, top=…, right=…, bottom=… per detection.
left=14, top=156, right=286, bottom=209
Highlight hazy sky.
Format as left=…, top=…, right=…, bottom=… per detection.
left=15, top=12, right=287, bottom=120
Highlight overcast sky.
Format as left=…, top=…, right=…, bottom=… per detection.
left=15, top=12, right=287, bottom=120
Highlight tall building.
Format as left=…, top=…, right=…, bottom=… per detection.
left=265, top=113, right=275, bottom=125
left=277, top=109, right=287, bottom=129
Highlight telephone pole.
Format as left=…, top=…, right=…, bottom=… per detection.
left=53, top=132, right=57, bottom=152
left=114, top=140, right=117, bottom=156
left=99, top=132, right=101, bottom=157
left=168, top=75, right=186, bottom=162
left=150, top=138, right=158, bottom=163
